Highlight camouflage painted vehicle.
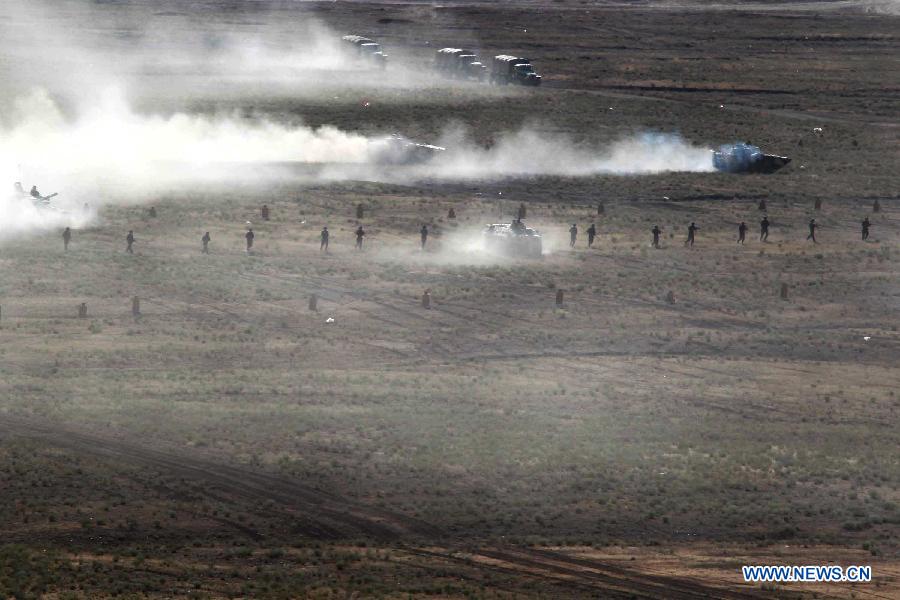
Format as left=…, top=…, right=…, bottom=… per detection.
left=482, top=221, right=542, bottom=258
left=713, top=143, right=791, bottom=174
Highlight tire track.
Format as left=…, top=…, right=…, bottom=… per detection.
left=0, top=414, right=781, bottom=598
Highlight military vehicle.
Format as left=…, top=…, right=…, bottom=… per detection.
left=713, top=143, right=791, bottom=174
left=482, top=221, right=543, bottom=258
left=368, top=134, right=445, bottom=165
left=14, top=182, right=59, bottom=210
left=435, top=48, right=488, bottom=81
left=341, top=35, right=387, bottom=69
left=490, top=55, right=541, bottom=86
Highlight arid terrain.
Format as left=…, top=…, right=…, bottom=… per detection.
left=0, top=0, right=898, bottom=598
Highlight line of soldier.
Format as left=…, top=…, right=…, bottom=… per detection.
left=58, top=201, right=876, bottom=254
left=563, top=216, right=873, bottom=249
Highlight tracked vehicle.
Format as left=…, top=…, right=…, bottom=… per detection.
left=713, top=143, right=791, bottom=174
left=483, top=220, right=542, bottom=258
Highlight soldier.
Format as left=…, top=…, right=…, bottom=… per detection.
left=148, top=206, right=157, bottom=218
left=760, top=216, right=770, bottom=242
left=245, top=228, right=254, bottom=252
left=62, top=227, right=71, bottom=251
left=320, top=227, right=329, bottom=251
left=861, top=217, right=870, bottom=241
left=569, top=224, right=577, bottom=248
left=420, top=224, right=428, bottom=249
left=758, top=199, right=767, bottom=211
left=261, top=204, right=270, bottom=221
left=586, top=223, right=597, bottom=248
left=448, top=207, right=456, bottom=219
left=806, top=219, right=818, bottom=243
left=737, top=221, right=747, bottom=244
left=651, top=225, right=661, bottom=248
left=684, top=222, right=698, bottom=247
left=517, top=203, right=527, bottom=221
left=355, top=225, right=365, bottom=250
left=30, top=185, right=41, bottom=199
left=201, top=231, right=211, bottom=254
left=126, top=230, right=135, bottom=254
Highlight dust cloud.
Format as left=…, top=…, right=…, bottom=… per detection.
left=0, top=0, right=715, bottom=239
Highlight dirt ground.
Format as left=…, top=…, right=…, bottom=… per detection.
left=0, top=0, right=898, bottom=598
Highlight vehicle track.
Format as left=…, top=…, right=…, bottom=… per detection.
left=0, top=414, right=777, bottom=598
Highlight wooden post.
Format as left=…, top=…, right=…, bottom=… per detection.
left=356, top=204, right=365, bottom=219
left=78, top=303, right=87, bottom=318
left=309, top=294, right=318, bottom=312
left=448, top=207, right=456, bottom=219
left=555, top=289, right=564, bottom=306
left=132, top=296, right=140, bottom=317
left=814, top=199, right=822, bottom=210
left=780, top=283, right=789, bottom=300
left=422, top=290, right=431, bottom=309
left=873, top=200, right=881, bottom=213
left=597, top=202, right=605, bottom=215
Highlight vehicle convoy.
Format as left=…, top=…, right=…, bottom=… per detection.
left=341, top=35, right=387, bottom=69
left=713, top=142, right=791, bottom=174
left=368, top=134, right=446, bottom=165
left=491, top=55, right=541, bottom=86
left=435, top=48, right=488, bottom=81
left=483, top=220, right=543, bottom=258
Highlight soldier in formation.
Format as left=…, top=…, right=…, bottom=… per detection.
left=201, top=231, right=211, bottom=253
left=806, top=219, right=818, bottom=243
left=126, top=230, right=135, bottom=254
left=320, top=227, right=330, bottom=251
left=586, top=223, right=597, bottom=248
left=685, top=222, right=698, bottom=247
left=62, top=227, right=71, bottom=251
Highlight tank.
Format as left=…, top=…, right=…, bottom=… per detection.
left=482, top=221, right=543, bottom=258
left=713, top=143, right=791, bottom=174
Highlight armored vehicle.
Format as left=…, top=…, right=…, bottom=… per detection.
left=713, top=143, right=791, bottom=174
left=483, top=221, right=543, bottom=258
